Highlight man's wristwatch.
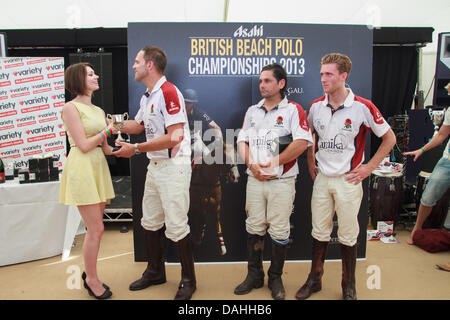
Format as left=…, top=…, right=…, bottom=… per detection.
left=134, top=143, right=141, bottom=155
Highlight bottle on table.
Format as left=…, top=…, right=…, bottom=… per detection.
left=4, top=160, right=14, bottom=180
left=0, top=158, right=5, bottom=183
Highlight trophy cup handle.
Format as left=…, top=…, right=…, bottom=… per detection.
left=123, top=112, right=129, bottom=121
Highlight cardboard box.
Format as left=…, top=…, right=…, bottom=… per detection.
left=377, top=221, right=394, bottom=235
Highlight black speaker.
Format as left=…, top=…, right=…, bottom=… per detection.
left=433, top=32, right=450, bottom=106
left=68, top=52, right=114, bottom=115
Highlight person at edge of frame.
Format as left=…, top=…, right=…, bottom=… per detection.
left=404, top=81, right=450, bottom=272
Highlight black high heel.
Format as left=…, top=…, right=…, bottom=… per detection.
left=82, top=272, right=110, bottom=290
left=81, top=272, right=112, bottom=300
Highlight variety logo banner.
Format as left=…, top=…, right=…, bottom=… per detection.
left=0, top=57, right=66, bottom=169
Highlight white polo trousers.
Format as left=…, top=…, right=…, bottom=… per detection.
left=141, top=157, right=191, bottom=242
left=245, top=176, right=296, bottom=241
left=311, top=172, right=363, bottom=246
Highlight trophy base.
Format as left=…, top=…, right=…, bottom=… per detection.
left=112, top=146, right=122, bottom=152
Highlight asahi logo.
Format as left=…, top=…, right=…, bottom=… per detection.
left=0, top=101, right=16, bottom=110
left=21, top=96, right=48, bottom=106
left=14, top=67, right=43, bottom=77
left=233, top=25, right=264, bottom=38
left=0, top=130, right=22, bottom=141
left=26, top=124, right=55, bottom=135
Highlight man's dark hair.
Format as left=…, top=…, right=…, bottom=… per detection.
left=141, top=46, right=167, bottom=73
left=262, top=63, right=287, bottom=98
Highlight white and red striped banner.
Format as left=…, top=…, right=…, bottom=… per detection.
left=0, top=57, right=66, bottom=169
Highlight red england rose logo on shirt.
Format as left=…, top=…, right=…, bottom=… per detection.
left=276, top=116, right=283, bottom=125
left=344, top=118, right=352, bottom=129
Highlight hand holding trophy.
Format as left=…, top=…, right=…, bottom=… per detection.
left=106, top=112, right=129, bottom=151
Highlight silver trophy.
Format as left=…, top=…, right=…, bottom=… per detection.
left=428, top=108, right=445, bottom=136
left=107, top=112, right=129, bottom=142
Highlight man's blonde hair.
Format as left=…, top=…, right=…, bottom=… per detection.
left=321, top=53, right=352, bottom=77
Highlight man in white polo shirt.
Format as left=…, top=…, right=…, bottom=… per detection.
left=235, top=63, right=312, bottom=300
left=295, top=53, right=396, bottom=300
left=113, top=46, right=196, bottom=300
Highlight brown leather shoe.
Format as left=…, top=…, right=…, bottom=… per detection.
left=341, top=243, right=357, bottom=300
left=129, top=229, right=166, bottom=291
left=174, top=234, right=197, bottom=300
left=295, top=239, right=328, bottom=300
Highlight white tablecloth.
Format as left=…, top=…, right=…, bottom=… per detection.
left=0, top=179, right=81, bottom=266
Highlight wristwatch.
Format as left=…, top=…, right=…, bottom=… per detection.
left=134, top=143, right=141, bottom=155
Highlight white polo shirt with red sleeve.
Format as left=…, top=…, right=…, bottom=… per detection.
left=307, top=88, right=390, bottom=177
left=135, top=76, right=191, bottom=160
left=237, top=97, right=313, bottom=178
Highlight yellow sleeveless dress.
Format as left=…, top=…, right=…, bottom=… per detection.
left=59, top=101, right=115, bottom=205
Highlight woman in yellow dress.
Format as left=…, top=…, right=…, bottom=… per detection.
left=59, top=63, right=115, bottom=299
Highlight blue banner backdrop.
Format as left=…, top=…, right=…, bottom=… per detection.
left=127, top=22, right=373, bottom=262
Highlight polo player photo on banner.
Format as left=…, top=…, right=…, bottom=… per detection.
left=184, top=88, right=240, bottom=256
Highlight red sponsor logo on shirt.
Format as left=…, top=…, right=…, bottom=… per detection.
left=301, top=119, right=309, bottom=131
left=167, top=101, right=180, bottom=115
left=373, top=110, right=384, bottom=124
left=161, top=82, right=182, bottom=115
